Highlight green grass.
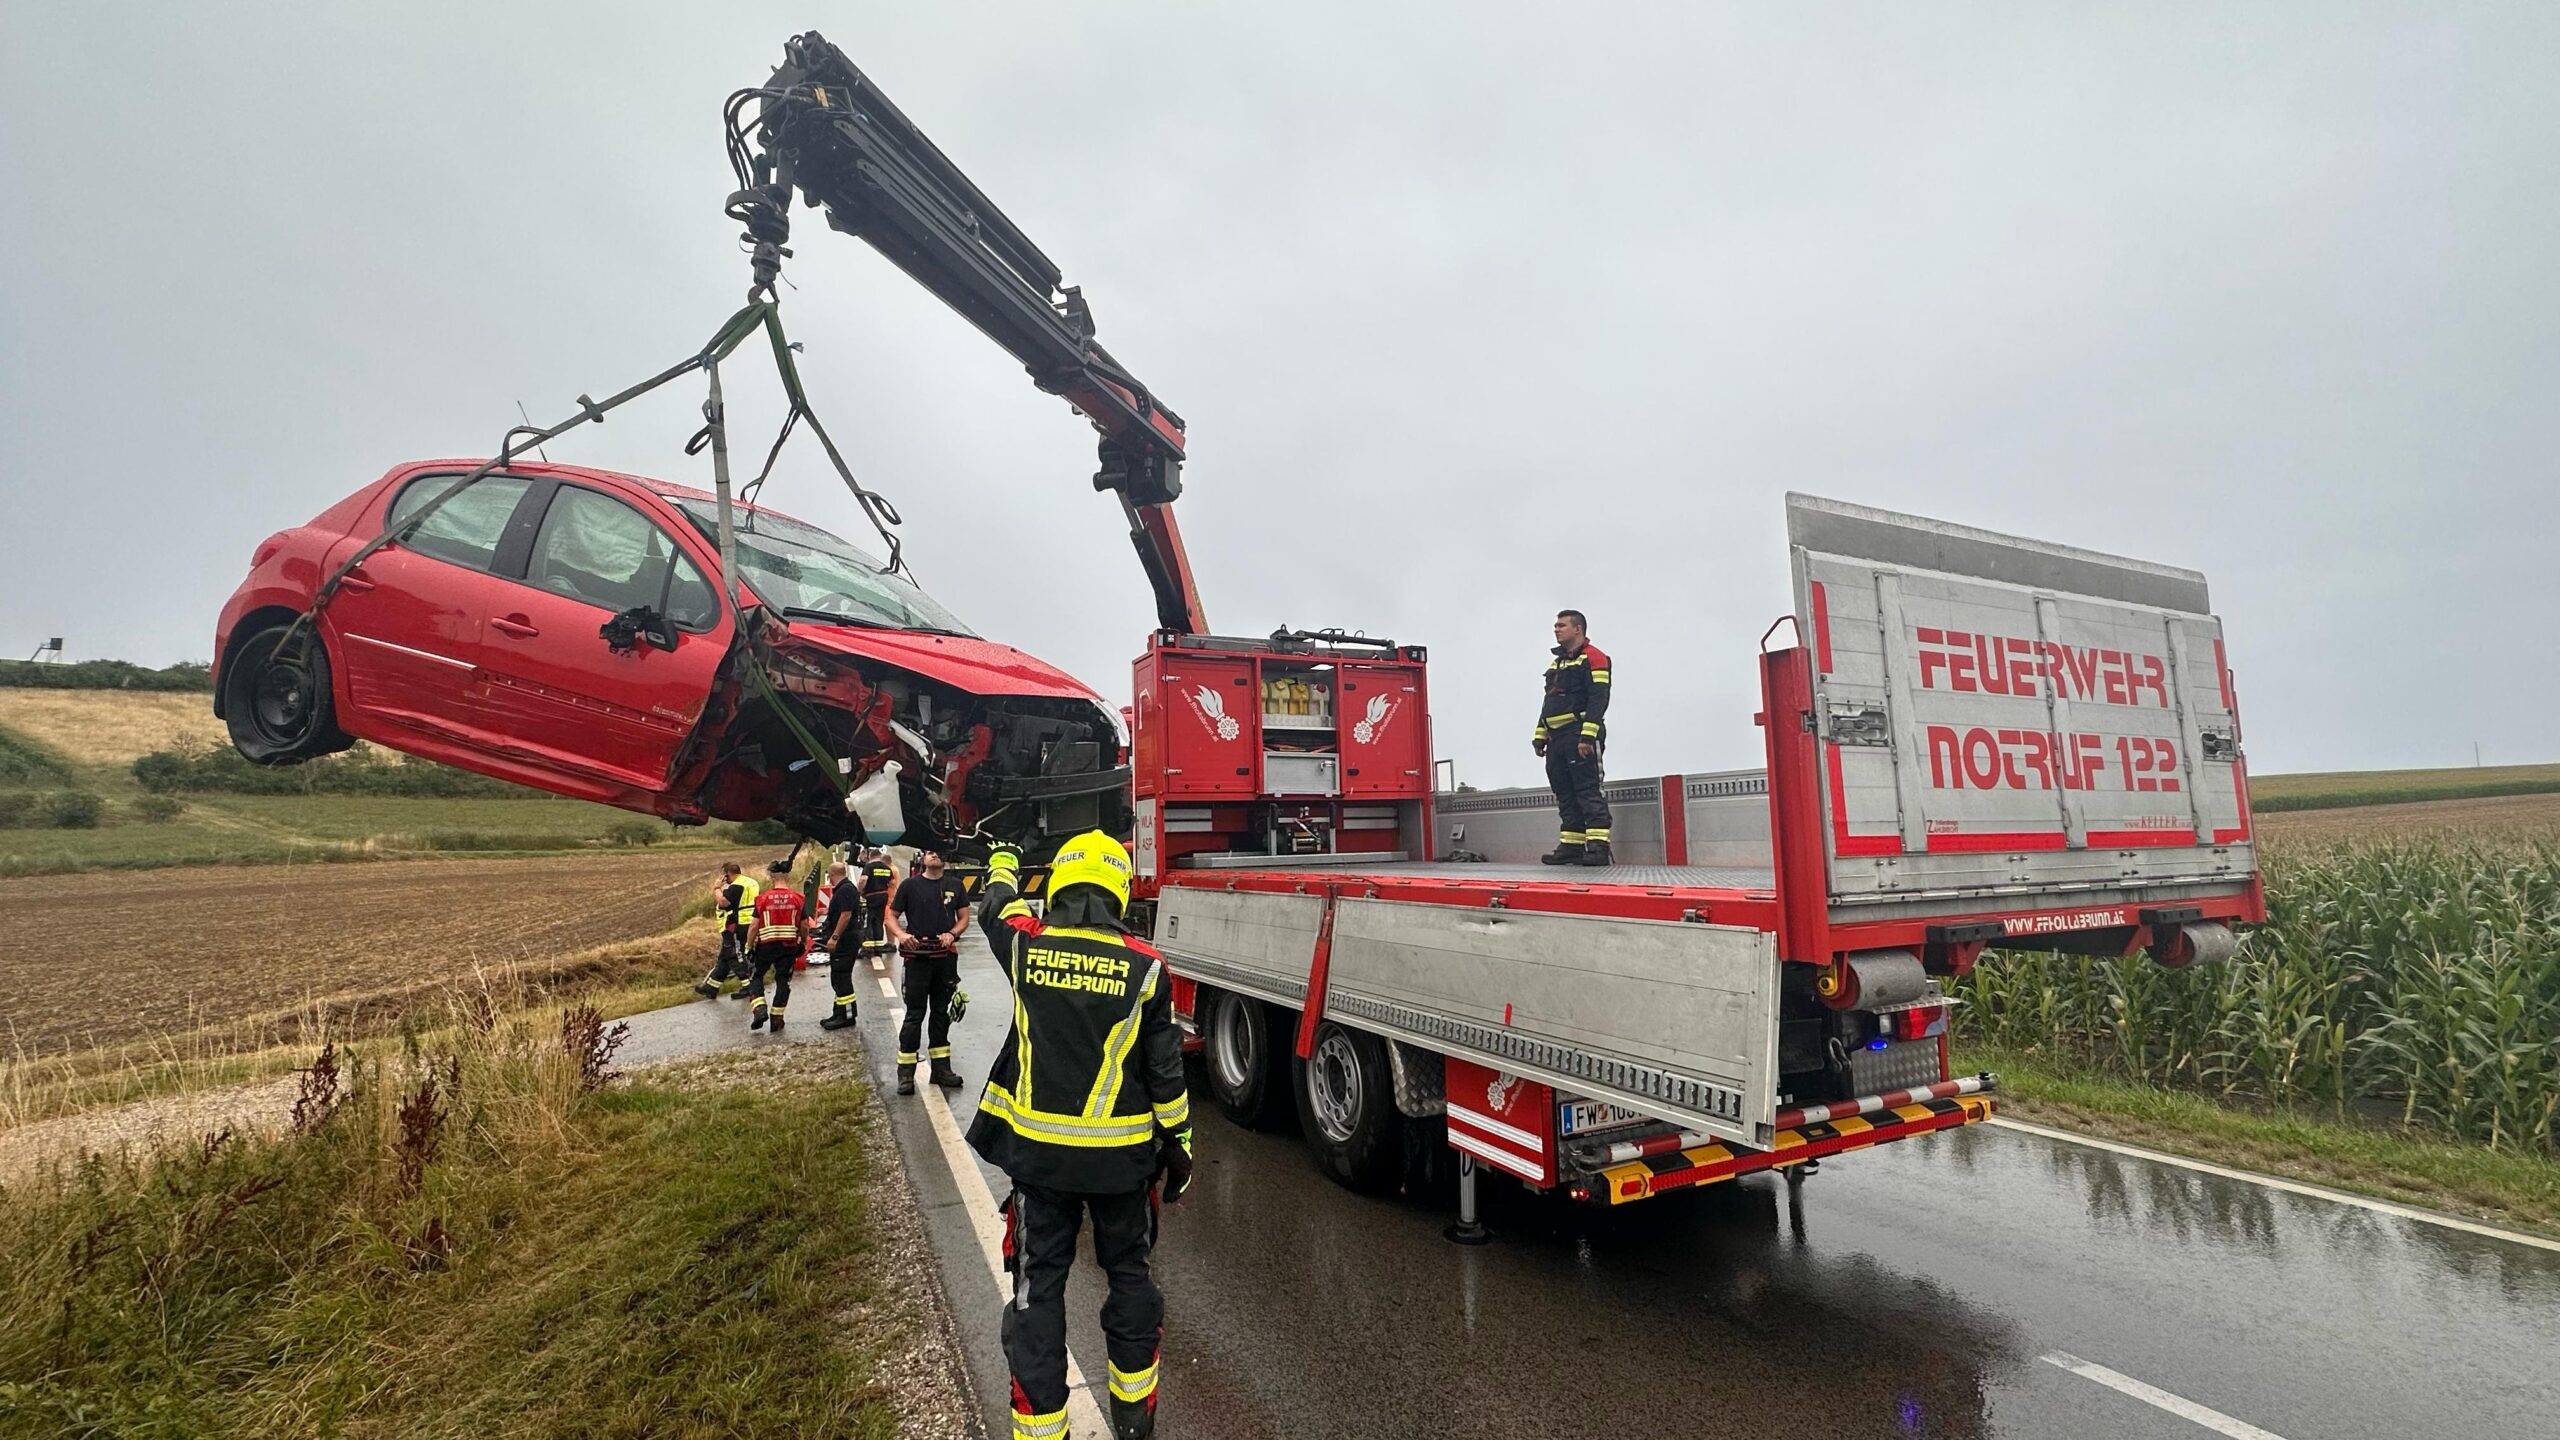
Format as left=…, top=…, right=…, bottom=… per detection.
left=190, top=794, right=695, bottom=844
left=1966, top=1045, right=2560, bottom=1237
left=0, top=725, right=70, bottom=787
left=0, top=1025, right=899, bottom=1438
left=2251, top=762, right=2560, bottom=812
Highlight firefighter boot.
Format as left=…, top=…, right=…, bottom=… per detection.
left=1110, top=1392, right=1158, bottom=1440
left=749, top=997, right=770, bottom=1031
left=1581, top=839, right=1614, bottom=867
left=896, top=1067, right=918, bottom=1096
left=930, top=1059, right=963, bottom=1089
left=767, top=1010, right=785, bottom=1033
left=819, top=1002, right=857, bottom=1032
left=693, top=980, right=720, bottom=1000
left=1541, top=841, right=1584, bottom=865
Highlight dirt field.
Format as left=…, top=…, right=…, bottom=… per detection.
left=2256, top=791, right=2560, bottom=846
left=0, top=850, right=734, bottom=1060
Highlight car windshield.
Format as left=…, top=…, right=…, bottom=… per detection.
left=675, top=499, right=974, bottom=637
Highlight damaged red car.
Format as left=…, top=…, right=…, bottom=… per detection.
left=213, top=459, right=1130, bottom=856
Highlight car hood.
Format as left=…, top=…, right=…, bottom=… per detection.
left=778, top=623, right=1103, bottom=704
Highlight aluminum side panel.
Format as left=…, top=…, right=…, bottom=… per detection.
left=1157, top=887, right=1780, bottom=1145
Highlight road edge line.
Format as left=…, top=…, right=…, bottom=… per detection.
left=1988, top=1116, right=2560, bottom=1253
left=2040, top=1351, right=2287, bottom=1440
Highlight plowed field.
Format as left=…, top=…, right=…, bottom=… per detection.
left=1, top=851, right=730, bottom=1059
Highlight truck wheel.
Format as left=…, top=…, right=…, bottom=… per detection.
left=1295, top=1021, right=1404, bottom=1194
left=222, top=623, right=347, bottom=764
left=1203, top=990, right=1294, bottom=1130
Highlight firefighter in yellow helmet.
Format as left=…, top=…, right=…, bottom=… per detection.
left=967, top=832, right=1191, bottom=1440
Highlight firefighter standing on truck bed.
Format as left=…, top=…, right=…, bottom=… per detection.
left=742, top=858, right=808, bottom=1032
left=887, top=850, right=970, bottom=1094
left=968, top=833, right=1191, bottom=1440
left=1535, top=608, right=1614, bottom=866
left=695, top=861, right=763, bottom=998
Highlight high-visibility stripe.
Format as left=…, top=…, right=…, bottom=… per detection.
left=1543, top=712, right=1577, bottom=725
left=1151, top=1093, right=1190, bottom=1129
left=1109, top=1359, right=1160, bottom=1402
left=977, top=1083, right=1156, bottom=1148
left=1558, top=830, right=1586, bottom=843
left=1586, top=828, right=1611, bottom=841
left=999, top=899, right=1035, bottom=923
left=1012, top=1407, right=1069, bottom=1440
left=1589, top=669, right=1610, bottom=682
left=1086, top=960, right=1161, bottom=1119
left=929, top=1046, right=951, bottom=1059
left=897, top=1051, right=919, bottom=1064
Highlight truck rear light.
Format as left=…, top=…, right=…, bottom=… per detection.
left=1890, top=1005, right=1946, bottom=1042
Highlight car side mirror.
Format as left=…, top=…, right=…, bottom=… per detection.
left=600, top=606, right=678, bottom=654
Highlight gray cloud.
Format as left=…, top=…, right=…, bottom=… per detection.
left=4, top=2, right=2553, bottom=783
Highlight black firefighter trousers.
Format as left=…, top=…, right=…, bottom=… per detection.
left=897, top=947, right=959, bottom=1071
left=1544, top=740, right=1612, bottom=843
left=1003, top=1183, right=1163, bottom=1431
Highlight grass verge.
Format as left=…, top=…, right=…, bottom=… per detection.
left=0, top=1021, right=909, bottom=1438
left=1964, top=1045, right=2560, bottom=1239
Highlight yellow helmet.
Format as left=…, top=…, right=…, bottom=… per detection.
left=1047, top=831, right=1133, bottom=911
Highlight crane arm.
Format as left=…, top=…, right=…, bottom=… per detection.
left=728, top=31, right=1208, bottom=635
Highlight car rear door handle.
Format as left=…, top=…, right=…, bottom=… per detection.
left=491, top=614, right=540, bottom=638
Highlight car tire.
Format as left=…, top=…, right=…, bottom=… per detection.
left=1294, top=1021, right=1404, bottom=1194
left=222, top=622, right=347, bottom=764
left=1202, top=989, right=1295, bottom=1131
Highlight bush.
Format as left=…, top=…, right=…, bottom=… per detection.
left=132, top=794, right=186, bottom=823
left=0, top=657, right=212, bottom=690
left=40, top=791, right=103, bottom=829
left=602, top=819, right=662, bottom=847
left=0, top=792, right=33, bottom=828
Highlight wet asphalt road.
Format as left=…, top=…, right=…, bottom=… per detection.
left=626, top=937, right=2560, bottom=1440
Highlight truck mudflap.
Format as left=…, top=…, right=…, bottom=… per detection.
left=1570, top=1092, right=1996, bottom=1206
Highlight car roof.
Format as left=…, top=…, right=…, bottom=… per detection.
left=406, top=458, right=823, bottom=532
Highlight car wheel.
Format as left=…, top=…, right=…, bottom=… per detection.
left=1203, top=989, right=1295, bottom=1131
left=223, top=623, right=345, bottom=764
left=1294, top=1021, right=1404, bottom=1193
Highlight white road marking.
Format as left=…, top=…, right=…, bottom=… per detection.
left=876, top=976, right=897, bottom=998
left=909, top=1059, right=1110, bottom=1438
left=1990, top=1116, right=2560, bottom=1253
left=871, top=956, right=887, bottom=972
left=2041, top=1352, right=2287, bottom=1439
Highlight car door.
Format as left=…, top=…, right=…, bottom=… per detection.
left=473, top=481, right=732, bottom=791
left=319, top=472, right=539, bottom=745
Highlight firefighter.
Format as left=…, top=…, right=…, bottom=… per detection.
left=694, top=861, right=763, bottom=998
left=742, top=858, right=808, bottom=1031
left=887, top=850, right=971, bottom=1094
left=859, top=846, right=898, bottom=954
left=1533, top=608, right=1614, bottom=866
left=815, top=859, right=866, bottom=1031
left=967, top=833, right=1191, bottom=1440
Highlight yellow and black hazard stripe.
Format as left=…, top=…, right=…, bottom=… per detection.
left=951, top=865, right=1051, bottom=901
left=1590, top=1094, right=1993, bottom=1205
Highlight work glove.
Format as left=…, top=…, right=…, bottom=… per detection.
left=987, top=843, right=1023, bottom=879
left=948, top=986, right=970, bottom=1024
left=1531, top=737, right=1548, bottom=757
left=1156, top=1126, right=1195, bottom=1206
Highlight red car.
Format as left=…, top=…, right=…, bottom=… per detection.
left=214, top=459, right=1129, bottom=855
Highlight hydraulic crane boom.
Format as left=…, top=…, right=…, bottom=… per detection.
left=726, top=32, right=1209, bottom=636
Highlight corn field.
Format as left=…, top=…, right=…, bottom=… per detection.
left=1953, top=841, right=2560, bottom=1154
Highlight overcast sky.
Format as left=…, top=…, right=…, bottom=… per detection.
left=4, top=3, right=2554, bottom=784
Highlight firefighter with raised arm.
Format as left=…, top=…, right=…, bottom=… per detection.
left=1534, top=608, right=1615, bottom=866
left=967, top=833, right=1191, bottom=1440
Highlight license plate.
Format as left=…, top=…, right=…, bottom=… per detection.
left=1558, top=1098, right=1645, bottom=1136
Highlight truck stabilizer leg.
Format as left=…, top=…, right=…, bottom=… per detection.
left=1443, top=1153, right=1495, bottom=1246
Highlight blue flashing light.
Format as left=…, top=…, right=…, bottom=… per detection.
left=1867, top=1037, right=1890, bottom=1051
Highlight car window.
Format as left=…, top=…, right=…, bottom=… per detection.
left=387, top=475, right=533, bottom=571
left=666, top=553, right=720, bottom=631
left=673, top=498, right=975, bottom=636
left=527, top=486, right=683, bottom=616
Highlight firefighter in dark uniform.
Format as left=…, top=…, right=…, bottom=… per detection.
left=859, top=847, right=898, bottom=954
left=743, top=858, right=807, bottom=1031
left=1534, top=608, right=1615, bottom=866
left=887, top=850, right=971, bottom=1094
left=815, top=859, right=865, bottom=1031
left=694, top=861, right=762, bottom=998
left=968, top=833, right=1192, bottom=1440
